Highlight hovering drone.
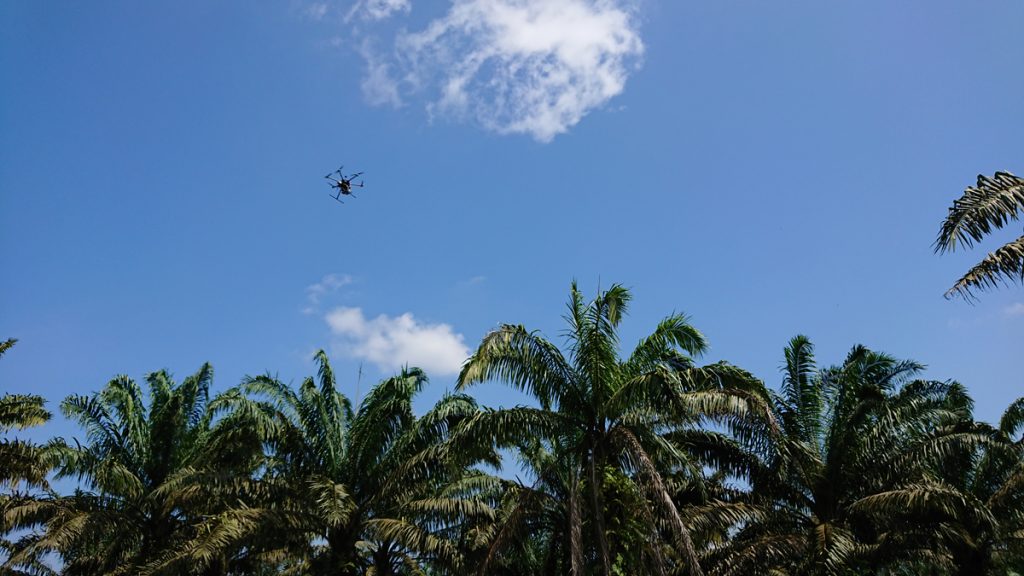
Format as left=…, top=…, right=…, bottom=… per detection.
left=325, top=166, right=364, bottom=203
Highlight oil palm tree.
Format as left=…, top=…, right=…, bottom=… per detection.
left=1, top=338, right=56, bottom=576
left=935, top=171, right=1024, bottom=299
left=929, top=395, right=1024, bottom=574
left=456, top=282, right=775, bottom=576
left=3, top=364, right=265, bottom=575
left=702, top=337, right=989, bottom=575
left=976, top=396, right=1024, bottom=572
left=195, top=351, right=497, bottom=576
left=0, top=338, right=51, bottom=489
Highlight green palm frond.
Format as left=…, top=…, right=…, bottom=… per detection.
left=936, top=171, right=1024, bottom=299
left=0, top=339, right=50, bottom=432
left=0, top=338, right=17, bottom=358
left=0, top=396, right=49, bottom=432
left=945, top=234, right=1024, bottom=299
left=458, top=324, right=573, bottom=411
left=936, top=171, right=1024, bottom=252
left=850, top=481, right=996, bottom=529
left=625, top=314, right=708, bottom=372
left=1, top=339, right=53, bottom=495
left=1000, top=397, right=1024, bottom=440
left=780, top=335, right=822, bottom=446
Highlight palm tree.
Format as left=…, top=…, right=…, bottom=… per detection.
left=935, top=171, right=1024, bottom=299
left=198, top=351, right=496, bottom=576
left=703, top=337, right=988, bottom=575
left=456, top=282, right=774, bottom=576
left=1, top=338, right=55, bottom=575
left=932, top=396, right=1024, bottom=574
left=3, top=364, right=265, bottom=575
left=0, top=338, right=51, bottom=489
left=979, top=397, right=1024, bottom=572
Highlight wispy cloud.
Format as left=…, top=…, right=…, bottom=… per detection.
left=299, top=1, right=331, bottom=21
left=325, top=307, right=470, bottom=375
left=1003, top=302, right=1024, bottom=318
left=347, top=0, right=412, bottom=21
left=304, top=273, right=354, bottom=314
left=350, top=0, right=644, bottom=142
left=359, top=40, right=403, bottom=107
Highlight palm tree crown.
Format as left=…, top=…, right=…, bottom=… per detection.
left=0, top=338, right=51, bottom=489
left=216, top=351, right=492, bottom=575
left=4, top=364, right=262, bottom=575
left=706, top=337, right=988, bottom=575
left=457, top=282, right=772, bottom=576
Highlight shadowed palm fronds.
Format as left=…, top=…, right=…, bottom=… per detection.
left=703, top=337, right=993, bottom=576
left=936, top=171, right=1024, bottom=299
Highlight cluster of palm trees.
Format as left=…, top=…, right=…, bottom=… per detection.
left=2, top=284, right=1023, bottom=575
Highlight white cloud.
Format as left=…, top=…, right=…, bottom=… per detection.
left=325, top=307, right=470, bottom=375
left=1004, top=302, right=1024, bottom=317
left=351, top=0, right=643, bottom=142
left=304, top=2, right=331, bottom=20
left=304, top=273, right=354, bottom=314
left=347, top=0, right=412, bottom=21
left=359, top=41, right=403, bottom=107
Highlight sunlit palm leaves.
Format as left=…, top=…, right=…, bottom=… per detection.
left=0, top=339, right=52, bottom=489
left=3, top=300, right=1022, bottom=575
left=1, top=338, right=56, bottom=576
left=457, top=282, right=773, bottom=576
left=3, top=364, right=265, bottom=575
left=208, top=351, right=494, bottom=575
left=935, top=171, right=1024, bottom=299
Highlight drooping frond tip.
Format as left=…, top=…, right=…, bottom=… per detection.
left=936, top=171, right=1024, bottom=300
left=944, top=234, right=1024, bottom=300
left=0, top=337, right=16, bottom=358
left=935, top=171, right=1024, bottom=254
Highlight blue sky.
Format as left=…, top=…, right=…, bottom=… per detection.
left=2, top=0, right=1022, bottom=445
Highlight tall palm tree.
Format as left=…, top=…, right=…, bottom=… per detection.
left=198, top=351, right=496, bottom=576
left=1, top=338, right=55, bottom=576
left=3, top=364, right=264, bottom=575
left=702, top=337, right=989, bottom=575
left=935, top=171, right=1024, bottom=299
left=456, top=282, right=774, bottom=576
left=0, top=338, right=51, bottom=489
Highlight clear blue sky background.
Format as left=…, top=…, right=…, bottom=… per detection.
left=2, top=0, right=1022, bottom=446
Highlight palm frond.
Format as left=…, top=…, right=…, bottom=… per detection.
left=944, top=234, right=1024, bottom=300
left=999, top=397, right=1024, bottom=440
left=936, top=171, right=1024, bottom=252
left=458, top=324, right=573, bottom=411
left=0, top=395, right=49, bottom=431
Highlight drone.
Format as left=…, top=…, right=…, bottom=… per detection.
left=325, top=166, right=364, bottom=203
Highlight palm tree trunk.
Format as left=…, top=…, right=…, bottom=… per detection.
left=588, top=442, right=612, bottom=576
left=569, top=475, right=585, bottom=576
